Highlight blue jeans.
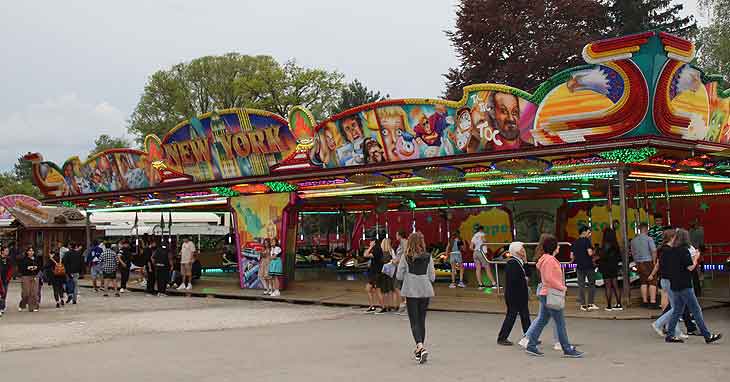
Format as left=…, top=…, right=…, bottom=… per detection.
left=667, top=288, right=711, bottom=339
left=654, top=279, right=681, bottom=337
left=66, top=273, right=79, bottom=302
left=0, top=277, right=9, bottom=311
left=527, top=295, right=573, bottom=352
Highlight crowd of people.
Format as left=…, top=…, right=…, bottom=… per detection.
left=361, top=215, right=722, bottom=364
left=0, top=236, right=207, bottom=316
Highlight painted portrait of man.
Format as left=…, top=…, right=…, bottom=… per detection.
left=486, top=92, right=523, bottom=151
left=336, top=114, right=366, bottom=166
left=363, top=137, right=385, bottom=164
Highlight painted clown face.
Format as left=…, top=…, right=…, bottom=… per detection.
left=395, top=130, right=419, bottom=160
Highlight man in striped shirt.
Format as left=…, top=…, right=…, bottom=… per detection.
left=648, top=214, right=666, bottom=248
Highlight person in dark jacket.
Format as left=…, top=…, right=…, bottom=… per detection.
left=63, top=243, right=84, bottom=304
left=144, top=240, right=156, bottom=295
left=664, top=229, right=722, bottom=344
left=18, top=247, right=40, bottom=312
left=118, top=240, right=133, bottom=293
left=497, top=242, right=531, bottom=346
left=152, top=241, right=172, bottom=296
left=0, top=245, right=12, bottom=316
left=599, top=228, right=622, bottom=311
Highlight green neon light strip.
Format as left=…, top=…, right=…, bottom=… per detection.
left=87, top=199, right=228, bottom=213
left=414, top=203, right=502, bottom=211
left=299, top=171, right=617, bottom=198
left=630, top=171, right=730, bottom=183
left=566, top=189, right=730, bottom=203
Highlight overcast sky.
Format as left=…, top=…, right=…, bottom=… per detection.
left=0, top=0, right=704, bottom=171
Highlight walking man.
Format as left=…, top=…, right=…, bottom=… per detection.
left=573, top=226, right=598, bottom=311
left=497, top=242, right=531, bottom=345
left=177, top=237, right=196, bottom=290
left=87, top=240, right=104, bottom=292
left=62, top=243, right=84, bottom=304
left=118, top=240, right=133, bottom=293
left=100, top=242, right=120, bottom=297
left=631, top=223, right=658, bottom=308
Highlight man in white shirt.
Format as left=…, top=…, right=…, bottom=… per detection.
left=178, top=238, right=196, bottom=290
left=471, top=225, right=495, bottom=289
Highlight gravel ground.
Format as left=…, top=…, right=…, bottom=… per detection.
left=0, top=284, right=350, bottom=352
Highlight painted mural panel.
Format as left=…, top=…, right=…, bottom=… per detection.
left=161, top=110, right=296, bottom=181
left=534, top=65, right=627, bottom=144
left=310, top=91, right=538, bottom=169
left=230, top=193, right=290, bottom=289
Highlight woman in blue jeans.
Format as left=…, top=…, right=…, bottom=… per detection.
left=664, top=229, right=722, bottom=344
left=525, top=236, right=583, bottom=357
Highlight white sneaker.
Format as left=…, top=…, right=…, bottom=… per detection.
left=553, top=343, right=563, bottom=351
left=119, top=288, right=126, bottom=293
left=679, top=333, right=689, bottom=339
left=185, top=284, right=192, bottom=290
left=176, top=284, right=185, bottom=290
left=588, top=304, right=600, bottom=311
left=264, top=290, right=271, bottom=295
left=518, top=337, right=529, bottom=348
left=271, top=290, right=280, bottom=297
left=651, top=323, right=664, bottom=337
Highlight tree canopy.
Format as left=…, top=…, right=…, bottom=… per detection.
left=444, top=0, right=698, bottom=99
left=697, top=0, right=730, bottom=82
left=90, top=134, right=131, bottom=156
left=608, top=0, right=696, bottom=38
left=444, top=0, right=610, bottom=99
left=128, top=54, right=344, bottom=143
left=332, top=79, right=387, bottom=114
left=1, top=158, right=41, bottom=199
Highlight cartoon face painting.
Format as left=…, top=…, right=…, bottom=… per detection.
left=394, top=130, right=419, bottom=160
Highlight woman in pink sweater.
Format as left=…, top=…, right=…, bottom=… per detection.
left=524, top=235, right=583, bottom=358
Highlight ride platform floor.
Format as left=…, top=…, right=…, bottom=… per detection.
left=78, top=271, right=730, bottom=320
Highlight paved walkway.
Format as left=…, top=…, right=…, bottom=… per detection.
left=76, top=274, right=729, bottom=320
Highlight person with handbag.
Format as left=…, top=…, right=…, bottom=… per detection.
left=268, top=238, right=283, bottom=297
left=396, top=232, right=435, bottom=364
left=379, top=238, right=396, bottom=312
left=497, top=242, right=531, bottom=346
left=524, top=235, right=583, bottom=358
left=48, top=250, right=68, bottom=308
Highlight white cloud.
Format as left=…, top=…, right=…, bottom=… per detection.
left=0, top=94, right=132, bottom=170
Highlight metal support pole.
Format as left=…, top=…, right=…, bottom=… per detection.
left=618, top=170, right=631, bottom=307
left=85, top=212, right=92, bottom=251
left=644, top=180, right=650, bottom=226
left=664, top=179, right=672, bottom=226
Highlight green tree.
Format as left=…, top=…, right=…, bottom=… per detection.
left=13, top=157, right=33, bottom=183
left=128, top=54, right=344, bottom=142
left=444, top=0, right=611, bottom=98
left=332, top=79, right=387, bottom=114
left=607, top=0, right=697, bottom=38
left=90, top=134, right=131, bottom=156
left=697, top=0, right=730, bottom=82
left=0, top=172, right=41, bottom=199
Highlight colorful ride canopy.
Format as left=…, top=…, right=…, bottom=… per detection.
left=26, top=31, right=730, bottom=199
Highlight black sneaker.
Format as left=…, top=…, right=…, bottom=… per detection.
left=613, top=304, right=624, bottom=311
left=497, top=339, right=514, bottom=346
left=526, top=347, right=544, bottom=357
left=706, top=333, right=722, bottom=344
left=665, top=336, right=684, bottom=343
left=687, top=330, right=702, bottom=336
left=103, top=293, right=109, bottom=297
left=418, top=349, right=428, bottom=364
left=66, top=296, right=72, bottom=304
left=55, top=302, right=60, bottom=308
left=375, top=308, right=387, bottom=315
left=364, top=306, right=376, bottom=314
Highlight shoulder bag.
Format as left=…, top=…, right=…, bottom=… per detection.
left=545, top=287, right=566, bottom=310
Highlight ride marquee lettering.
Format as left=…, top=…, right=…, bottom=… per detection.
left=162, top=126, right=287, bottom=167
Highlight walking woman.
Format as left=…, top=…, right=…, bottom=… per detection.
left=381, top=238, right=399, bottom=311
left=524, top=235, right=583, bottom=357
left=650, top=228, right=689, bottom=338
left=259, top=239, right=272, bottom=295
left=396, top=232, right=435, bottom=364
left=48, top=249, right=68, bottom=308
left=18, top=247, right=40, bottom=312
left=664, top=229, right=722, bottom=344
left=268, top=239, right=283, bottom=297
left=599, top=228, right=622, bottom=311
left=0, top=246, right=12, bottom=316
left=446, top=230, right=465, bottom=288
